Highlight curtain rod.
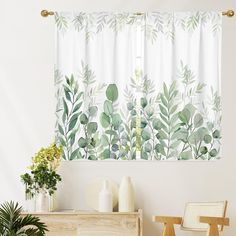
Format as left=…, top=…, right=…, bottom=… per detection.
left=41, top=9, right=235, bottom=17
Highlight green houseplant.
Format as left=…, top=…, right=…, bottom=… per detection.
left=0, top=201, right=47, bottom=235
left=21, top=143, right=63, bottom=212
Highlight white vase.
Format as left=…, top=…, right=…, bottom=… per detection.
left=49, top=193, right=57, bottom=212
left=99, top=180, right=113, bottom=212
left=36, top=191, right=50, bottom=212
left=24, top=194, right=36, bottom=212
left=118, top=176, right=135, bottom=212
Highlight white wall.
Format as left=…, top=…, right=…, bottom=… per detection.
left=0, top=0, right=236, bottom=235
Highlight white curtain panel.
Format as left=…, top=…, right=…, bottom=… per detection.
left=55, top=12, right=222, bottom=161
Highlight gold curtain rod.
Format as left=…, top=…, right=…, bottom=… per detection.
left=41, top=9, right=235, bottom=17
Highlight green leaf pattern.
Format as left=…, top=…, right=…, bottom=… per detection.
left=56, top=75, right=83, bottom=160
left=56, top=61, right=221, bottom=161
left=55, top=11, right=221, bottom=42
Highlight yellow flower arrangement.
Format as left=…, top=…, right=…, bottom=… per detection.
left=30, top=143, right=63, bottom=171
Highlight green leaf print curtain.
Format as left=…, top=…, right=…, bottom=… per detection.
left=55, top=12, right=222, bottom=161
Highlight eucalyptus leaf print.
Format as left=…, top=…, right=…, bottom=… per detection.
left=78, top=108, right=99, bottom=160
left=140, top=97, right=156, bottom=160
left=99, top=84, right=121, bottom=159
left=77, top=61, right=105, bottom=160
left=55, top=64, right=221, bottom=160
left=121, top=87, right=138, bottom=160
left=129, top=71, right=157, bottom=160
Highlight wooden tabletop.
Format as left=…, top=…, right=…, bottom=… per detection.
left=21, top=209, right=142, bottom=216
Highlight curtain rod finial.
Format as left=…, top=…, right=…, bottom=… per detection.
left=41, top=10, right=54, bottom=17
left=223, top=10, right=234, bottom=17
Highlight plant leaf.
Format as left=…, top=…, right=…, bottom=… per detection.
left=180, top=151, right=193, bottom=160
left=170, top=104, right=178, bottom=115
left=64, top=89, right=71, bottom=102
left=59, top=137, right=66, bottom=146
left=203, top=134, right=212, bottom=144
left=63, top=98, right=68, bottom=117
left=152, top=118, right=163, bottom=130
left=101, top=134, right=109, bottom=146
left=106, top=84, right=118, bottom=102
left=68, top=117, right=78, bottom=132
left=158, top=130, right=168, bottom=139
left=184, top=103, right=196, bottom=117
left=160, top=94, right=168, bottom=107
left=178, top=108, right=190, bottom=124
left=70, top=148, right=80, bottom=160
left=78, top=137, right=87, bottom=148
left=141, top=97, right=148, bottom=108
left=88, top=106, right=98, bottom=117
left=112, top=113, right=122, bottom=127
left=144, top=142, right=152, bottom=152
left=104, top=100, right=113, bottom=115
left=102, top=149, right=111, bottom=159
left=155, top=143, right=166, bottom=156
left=105, top=130, right=117, bottom=136
left=163, top=83, right=169, bottom=99
left=58, top=124, right=64, bottom=135
left=80, top=113, right=88, bottom=125
left=69, top=131, right=76, bottom=146
left=141, top=129, right=151, bottom=141
left=194, top=113, right=203, bottom=128
left=100, top=112, right=110, bottom=128
left=159, top=104, right=168, bottom=117
left=72, top=102, right=82, bottom=113
left=87, top=122, right=98, bottom=135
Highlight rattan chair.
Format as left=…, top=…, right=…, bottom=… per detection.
left=153, top=201, right=229, bottom=236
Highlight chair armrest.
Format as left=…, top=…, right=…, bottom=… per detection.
left=199, top=216, right=229, bottom=226
left=153, top=216, right=182, bottom=224
left=153, top=216, right=182, bottom=236
left=199, top=216, right=229, bottom=235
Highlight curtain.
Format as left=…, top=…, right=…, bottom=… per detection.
left=55, top=12, right=222, bottom=161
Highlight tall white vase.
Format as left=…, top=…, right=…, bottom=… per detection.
left=118, top=176, right=135, bottom=212
left=36, top=191, right=50, bottom=212
left=24, top=194, right=36, bottom=212
left=49, top=193, right=57, bottom=211
left=99, top=180, right=113, bottom=212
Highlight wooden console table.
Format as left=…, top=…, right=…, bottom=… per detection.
left=22, top=210, right=143, bottom=236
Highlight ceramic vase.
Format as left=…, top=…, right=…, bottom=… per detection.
left=118, top=176, right=135, bottom=212
left=99, top=180, right=113, bottom=212
left=49, top=193, right=57, bottom=211
left=24, top=193, right=36, bottom=212
left=36, top=191, right=50, bottom=212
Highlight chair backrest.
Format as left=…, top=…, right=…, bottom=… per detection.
left=181, top=201, right=227, bottom=231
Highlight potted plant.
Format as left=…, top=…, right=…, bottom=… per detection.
left=0, top=201, right=48, bottom=235
left=21, top=143, right=63, bottom=212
